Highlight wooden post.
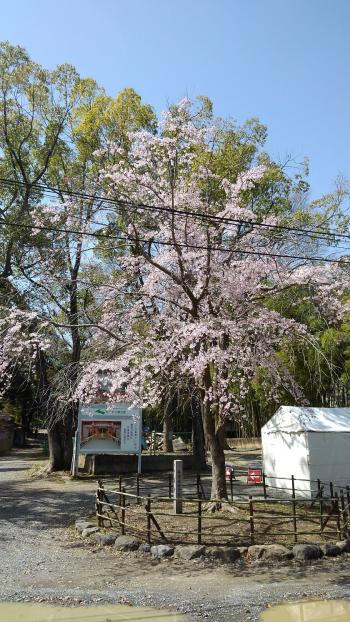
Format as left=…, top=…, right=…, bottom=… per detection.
left=136, top=473, right=140, bottom=504
left=319, top=481, right=323, bottom=532
left=340, top=489, right=347, bottom=538
left=96, top=482, right=102, bottom=527
left=121, top=487, right=126, bottom=535
left=197, top=492, right=202, bottom=545
left=249, top=496, right=255, bottom=545
left=346, top=486, right=350, bottom=522
left=196, top=473, right=200, bottom=498
left=291, top=475, right=297, bottom=543
left=230, top=471, right=233, bottom=502
left=119, top=475, right=122, bottom=508
left=262, top=472, right=267, bottom=499
left=335, top=492, right=341, bottom=539
left=330, top=481, right=334, bottom=499
left=174, top=460, right=183, bottom=514
left=146, top=495, right=151, bottom=544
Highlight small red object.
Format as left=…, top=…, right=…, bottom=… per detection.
left=247, top=467, right=262, bottom=484
left=225, top=465, right=235, bottom=481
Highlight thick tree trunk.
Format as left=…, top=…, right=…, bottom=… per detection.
left=163, top=396, right=174, bottom=452
left=209, top=431, right=227, bottom=500
left=202, top=400, right=227, bottom=501
left=191, top=392, right=207, bottom=471
left=217, top=424, right=230, bottom=450
left=48, top=417, right=74, bottom=471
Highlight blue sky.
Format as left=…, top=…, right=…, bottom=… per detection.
left=1, top=0, right=349, bottom=199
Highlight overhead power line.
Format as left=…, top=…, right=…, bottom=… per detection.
left=0, top=215, right=349, bottom=265
left=1, top=176, right=350, bottom=243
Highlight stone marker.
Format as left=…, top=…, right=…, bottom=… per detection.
left=174, top=460, right=183, bottom=514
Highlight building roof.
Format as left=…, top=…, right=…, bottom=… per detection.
left=262, top=406, right=350, bottom=434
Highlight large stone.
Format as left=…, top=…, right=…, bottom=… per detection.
left=247, top=545, right=267, bottom=560
left=81, top=526, right=100, bottom=538
left=336, top=539, right=350, bottom=553
left=205, top=546, right=241, bottom=563
left=75, top=520, right=96, bottom=534
left=321, top=543, right=342, bottom=557
left=174, top=545, right=206, bottom=560
left=151, top=544, right=175, bottom=558
left=114, top=536, right=141, bottom=551
left=94, top=532, right=117, bottom=546
left=138, top=543, right=151, bottom=553
left=293, top=544, right=323, bottom=561
left=261, top=545, right=293, bottom=560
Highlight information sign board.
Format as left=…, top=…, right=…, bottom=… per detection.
left=72, top=401, right=142, bottom=476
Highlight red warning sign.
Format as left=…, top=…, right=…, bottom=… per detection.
left=247, top=467, right=262, bottom=484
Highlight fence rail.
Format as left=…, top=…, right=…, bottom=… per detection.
left=95, top=472, right=350, bottom=546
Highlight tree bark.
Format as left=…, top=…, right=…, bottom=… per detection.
left=191, top=391, right=207, bottom=471
left=48, top=416, right=74, bottom=471
left=162, top=393, right=175, bottom=452
left=202, top=400, right=227, bottom=501
left=217, top=424, right=230, bottom=450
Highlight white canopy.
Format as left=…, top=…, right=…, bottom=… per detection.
left=263, top=406, right=350, bottom=434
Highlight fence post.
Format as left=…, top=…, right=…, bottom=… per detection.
left=197, top=492, right=202, bottom=545
left=340, top=489, right=347, bottom=538
left=291, top=475, right=297, bottom=543
left=346, top=486, right=350, bottom=523
left=262, top=472, right=267, bottom=499
left=318, top=480, right=323, bottom=532
left=330, top=481, right=334, bottom=499
left=96, top=481, right=102, bottom=527
left=119, top=475, right=122, bottom=508
left=146, top=495, right=151, bottom=544
left=230, top=471, right=233, bottom=502
left=136, top=473, right=140, bottom=505
left=334, top=492, right=341, bottom=539
left=249, top=496, right=255, bottom=545
left=121, top=487, right=126, bottom=535
left=196, top=473, right=200, bottom=498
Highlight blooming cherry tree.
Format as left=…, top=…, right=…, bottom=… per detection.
left=75, top=100, right=349, bottom=500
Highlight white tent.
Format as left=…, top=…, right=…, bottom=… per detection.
left=262, top=406, right=350, bottom=498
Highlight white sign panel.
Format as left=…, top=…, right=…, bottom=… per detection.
left=72, top=401, right=142, bottom=476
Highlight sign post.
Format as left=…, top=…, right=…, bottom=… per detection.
left=174, top=459, right=183, bottom=514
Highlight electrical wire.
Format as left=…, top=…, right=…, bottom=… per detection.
left=1, top=176, right=350, bottom=243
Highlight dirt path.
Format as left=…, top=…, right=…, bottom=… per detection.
left=1, top=445, right=350, bottom=622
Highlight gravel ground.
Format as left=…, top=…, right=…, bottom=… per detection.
left=2, top=444, right=350, bottom=622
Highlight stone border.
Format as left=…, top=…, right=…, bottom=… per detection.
left=75, top=519, right=350, bottom=563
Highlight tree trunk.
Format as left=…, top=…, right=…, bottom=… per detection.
left=191, top=391, right=207, bottom=471
left=217, top=423, right=230, bottom=450
left=202, top=399, right=227, bottom=501
left=48, top=416, right=74, bottom=471
left=163, top=394, right=175, bottom=452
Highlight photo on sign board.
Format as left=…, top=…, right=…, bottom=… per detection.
left=80, top=420, right=122, bottom=448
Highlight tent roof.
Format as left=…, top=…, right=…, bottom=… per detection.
left=262, top=406, right=350, bottom=434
